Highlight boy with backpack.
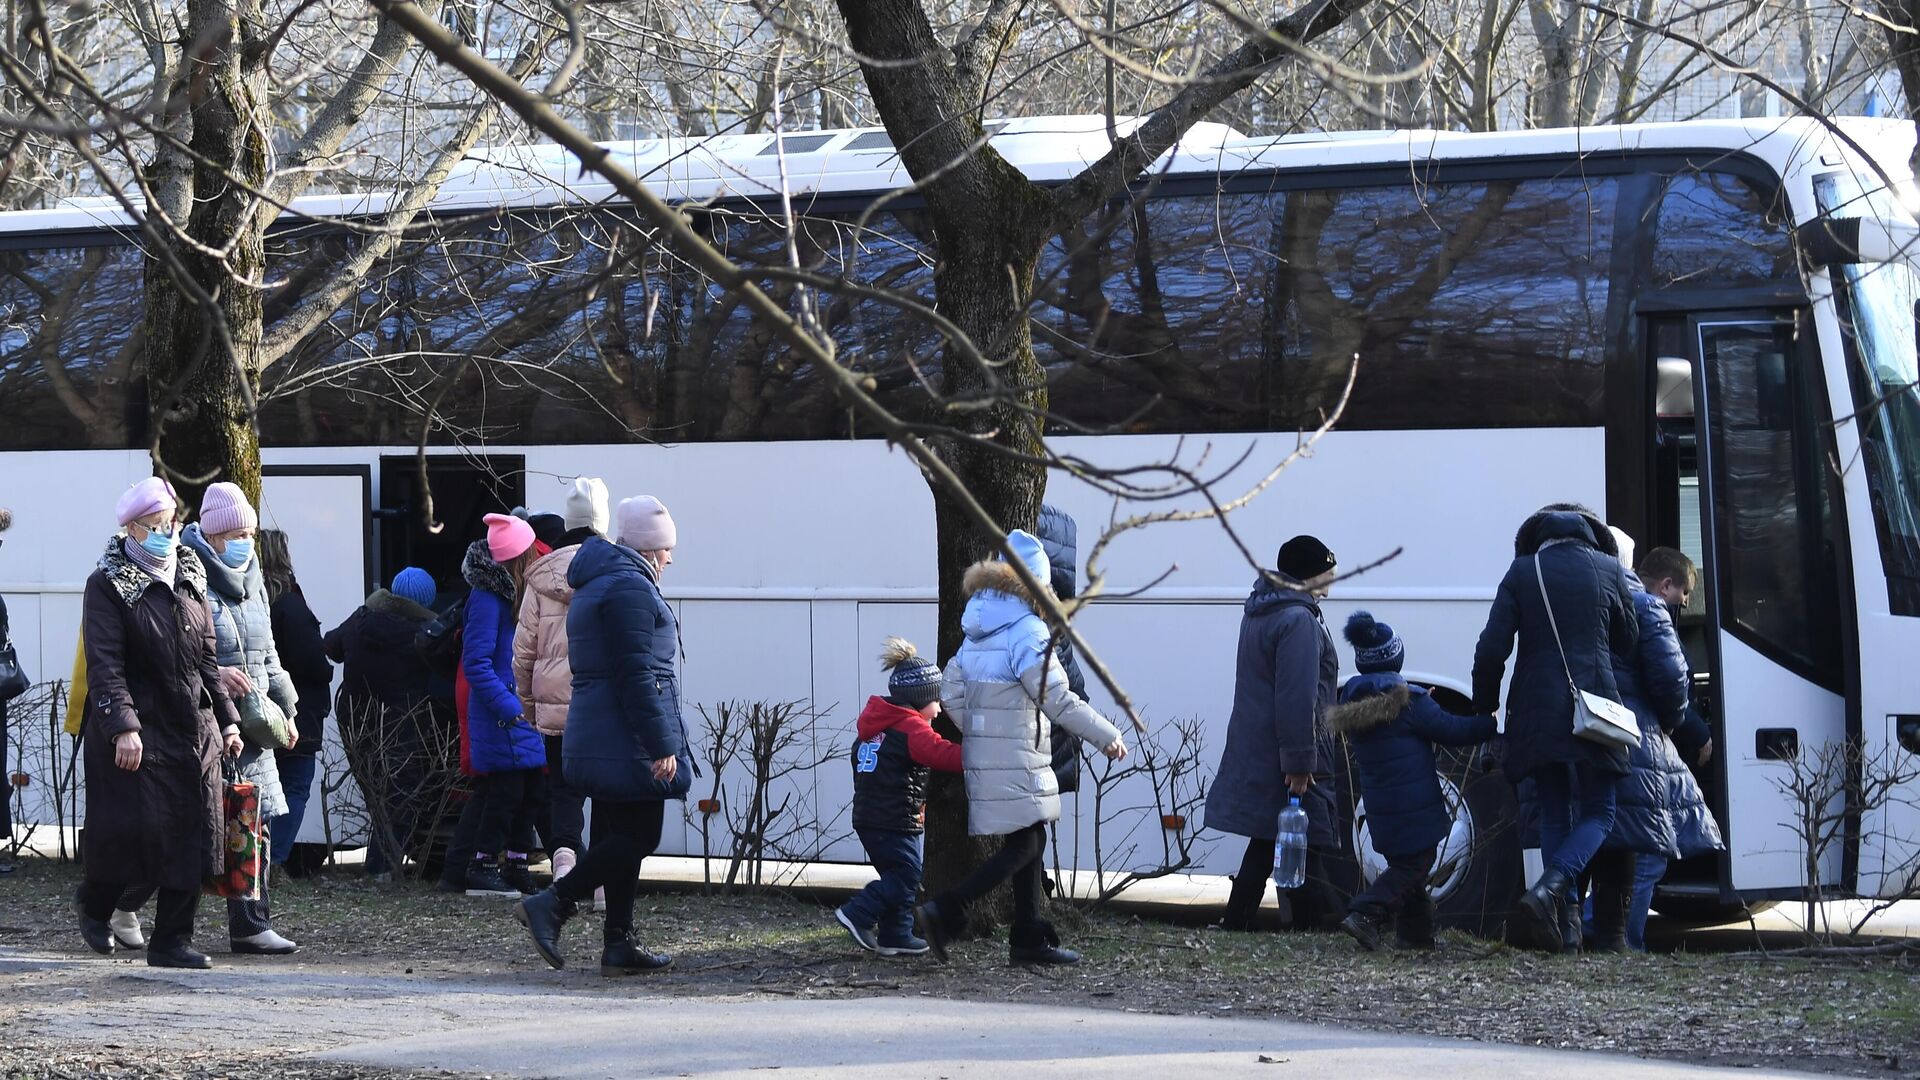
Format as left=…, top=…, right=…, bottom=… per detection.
left=833, top=637, right=962, bottom=957
left=1328, top=612, right=1497, bottom=950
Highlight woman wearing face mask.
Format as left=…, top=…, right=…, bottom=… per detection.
left=76, top=478, right=243, bottom=968
left=516, top=496, right=692, bottom=977
left=181, top=482, right=301, bottom=956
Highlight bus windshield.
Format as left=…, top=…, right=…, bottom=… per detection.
left=1816, top=172, right=1920, bottom=613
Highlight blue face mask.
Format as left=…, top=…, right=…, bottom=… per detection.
left=139, top=528, right=176, bottom=560
left=220, top=537, right=254, bottom=569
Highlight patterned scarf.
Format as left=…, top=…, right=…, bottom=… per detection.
left=122, top=534, right=176, bottom=589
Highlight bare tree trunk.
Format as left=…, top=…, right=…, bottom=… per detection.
left=1527, top=0, right=1582, bottom=127
left=1878, top=0, right=1920, bottom=175
left=144, top=0, right=269, bottom=506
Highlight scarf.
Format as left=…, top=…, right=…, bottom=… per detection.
left=122, top=534, right=177, bottom=588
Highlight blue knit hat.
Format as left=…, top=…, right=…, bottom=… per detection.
left=1004, top=529, right=1051, bottom=586
left=880, top=637, right=941, bottom=709
left=1344, top=610, right=1404, bottom=674
left=392, top=567, right=437, bottom=609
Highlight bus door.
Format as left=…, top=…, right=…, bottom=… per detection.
left=1680, top=311, right=1850, bottom=896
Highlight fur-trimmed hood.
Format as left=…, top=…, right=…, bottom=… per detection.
left=961, top=559, right=1045, bottom=611
left=97, top=535, right=206, bottom=607
left=462, top=539, right=515, bottom=598
left=1325, top=678, right=1410, bottom=736
left=366, top=587, right=437, bottom=622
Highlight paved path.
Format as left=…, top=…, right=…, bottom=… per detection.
left=0, top=949, right=1823, bottom=1080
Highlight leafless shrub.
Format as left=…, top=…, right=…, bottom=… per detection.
left=690, top=698, right=845, bottom=894
left=1773, top=736, right=1920, bottom=948
left=321, top=696, right=463, bottom=880
left=1078, top=713, right=1213, bottom=905
left=5, top=680, right=81, bottom=862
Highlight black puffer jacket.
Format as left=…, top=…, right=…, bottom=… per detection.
left=850, top=696, right=962, bottom=834
left=1472, top=509, right=1638, bottom=783
left=325, top=588, right=437, bottom=720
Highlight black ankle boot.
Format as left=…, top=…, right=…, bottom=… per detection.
left=503, top=855, right=538, bottom=896
left=914, top=897, right=962, bottom=963
left=1512, top=867, right=1573, bottom=953
left=1395, top=897, right=1436, bottom=951
left=1339, top=910, right=1388, bottom=951
left=1009, top=921, right=1079, bottom=966
left=1588, top=878, right=1631, bottom=954
left=601, top=931, right=671, bottom=976
left=147, top=942, right=213, bottom=970
left=514, top=887, right=579, bottom=970
left=74, top=889, right=112, bottom=956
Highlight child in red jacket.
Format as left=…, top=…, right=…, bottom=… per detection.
left=834, top=637, right=962, bottom=956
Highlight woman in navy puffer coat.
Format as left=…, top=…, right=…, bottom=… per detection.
left=516, top=496, right=690, bottom=978
left=1472, top=505, right=1638, bottom=952
left=1588, top=539, right=1723, bottom=952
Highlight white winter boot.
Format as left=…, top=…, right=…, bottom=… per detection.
left=109, top=909, right=146, bottom=950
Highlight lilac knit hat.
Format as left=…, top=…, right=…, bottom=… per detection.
left=115, top=476, right=178, bottom=527
left=198, top=482, right=258, bottom=536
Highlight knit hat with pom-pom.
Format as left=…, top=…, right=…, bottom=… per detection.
left=1344, top=610, right=1404, bottom=674
left=879, top=636, right=942, bottom=708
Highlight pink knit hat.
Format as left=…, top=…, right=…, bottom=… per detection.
left=115, top=476, right=178, bottom=527
left=198, top=481, right=258, bottom=536
left=483, top=512, right=536, bottom=563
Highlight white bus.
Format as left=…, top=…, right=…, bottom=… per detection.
left=4, top=114, right=1919, bottom=932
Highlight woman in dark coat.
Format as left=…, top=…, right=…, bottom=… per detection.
left=1204, top=536, right=1342, bottom=932
left=259, top=529, right=333, bottom=871
left=1472, top=505, right=1638, bottom=952
left=516, top=495, right=691, bottom=977
left=78, top=478, right=242, bottom=970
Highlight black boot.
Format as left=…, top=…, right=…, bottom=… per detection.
left=503, top=855, right=538, bottom=896
left=1393, top=894, right=1437, bottom=951
left=1511, top=867, right=1573, bottom=953
left=74, top=889, right=113, bottom=955
left=1009, top=921, right=1079, bottom=966
left=465, top=856, right=520, bottom=899
left=600, top=930, right=672, bottom=976
left=514, top=887, right=579, bottom=970
left=914, top=897, right=962, bottom=963
left=1588, top=853, right=1633, bottom=954
left=1339, top=910, right=1388, bottom=951
left=1219, top=872, right=1268, bottom=932
left=147, top=942, right=213, bottom=970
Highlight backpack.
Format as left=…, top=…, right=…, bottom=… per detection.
left=413, top=594, right=467, bottom=677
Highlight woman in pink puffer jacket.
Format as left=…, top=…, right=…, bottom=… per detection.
left=513, top=478, right=608, bottom=879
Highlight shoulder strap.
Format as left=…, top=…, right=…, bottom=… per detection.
left=1533, top=555, right=1579, bottom=690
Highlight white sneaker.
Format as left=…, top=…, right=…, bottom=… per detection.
left=109, top=909, right=146, bottom=950
left=231, top=930, right=299, bottom=955
left=551, top=847, right=578, bottom=881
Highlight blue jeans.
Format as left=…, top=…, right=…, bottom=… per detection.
left=1534, top=761, right=1617, bottom=893
left=271, top=752, right=320, bottom=867
left=840, top=828, right=924, bottom=946
left=1582, top=852, right=1668, bottom=951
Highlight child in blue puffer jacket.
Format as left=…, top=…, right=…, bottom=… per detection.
left=1327, top=611, right=1496, bottom=951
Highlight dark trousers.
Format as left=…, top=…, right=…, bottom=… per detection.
left=1536, top=761, right=1618, bottom=884
left=1223, top=836, right=1343, bottom=931
left=554, top=799, right=664, bottom=940
left=0, top=704, right=11, bottom=847
left=80, top=880, right=200, bottom=950
left=270, top=752, right=319, bottom=867
left=841, top=828, right=925, bottom=945
left=541, top=735, right=586, bottom=855
left=934, top=822, right=1047, bottom=933
left=1348, top=847, right=1436, bottom=932
left=228, top=873, right=272, bottom=939
left=448, top=768, right=547, bottom=872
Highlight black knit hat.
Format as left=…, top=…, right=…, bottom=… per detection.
left=879, top=637, right=942, bottom=709
left=1277, top=535, right=1336, bottom=581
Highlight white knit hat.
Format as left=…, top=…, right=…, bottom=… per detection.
left=616, top=496, right=676, bottom=552
left=565, top=477, right=610, bottom=535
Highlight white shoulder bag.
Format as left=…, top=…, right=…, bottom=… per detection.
left=1534, top=555, right=1641, bottom=752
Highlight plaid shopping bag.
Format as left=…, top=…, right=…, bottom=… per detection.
left=207, top=771, right=266, bottom=901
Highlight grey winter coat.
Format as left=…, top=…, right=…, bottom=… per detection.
left=1606, top=577, right=1725, bottom=859
left=1472, top=509, right=1637, bottom=784
left=942, top=559, right=1122, bottom=837
left=1204, top=574, right=1340, bottom=847
left=81, top=538, right=239, bottom=892
left=184, top=523, right=298, bottom=818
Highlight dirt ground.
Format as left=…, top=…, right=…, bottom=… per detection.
left=1, top=857, right=1916, bottom=1078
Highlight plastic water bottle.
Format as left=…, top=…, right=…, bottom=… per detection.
left=1273, top=797, right=1309, bottom=889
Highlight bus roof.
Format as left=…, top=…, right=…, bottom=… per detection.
left=12, top=114, right=1911, bottom=235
